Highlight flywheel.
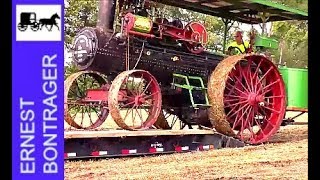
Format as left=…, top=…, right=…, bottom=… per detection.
left=207, top=54, right=286, bottom=144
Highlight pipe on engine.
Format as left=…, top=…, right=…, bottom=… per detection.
left=96, top=0, right=117, bottom=31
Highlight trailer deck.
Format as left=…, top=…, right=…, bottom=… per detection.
left=64, top=129, right=246, bottom=159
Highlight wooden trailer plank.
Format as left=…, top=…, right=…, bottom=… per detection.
left=64, top=129, right=218, bottom=139
left=286, top=107, right=308, bottom=112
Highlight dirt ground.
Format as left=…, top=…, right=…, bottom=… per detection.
left=64, top=112, right=308, bottom=180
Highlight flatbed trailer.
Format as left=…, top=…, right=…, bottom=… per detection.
left=64, top=129, right=245, bottom=160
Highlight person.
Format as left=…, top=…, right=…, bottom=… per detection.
left=226, top=31, right=250, bottom=55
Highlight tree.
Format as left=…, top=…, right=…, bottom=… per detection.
left=64, top=0, right=99, bottom=78
left=270, top=0, right=308, bottom=68
left=65, top=0, right=99, bottom=46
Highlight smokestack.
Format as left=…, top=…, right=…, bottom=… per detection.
left=96, top=0, right=117, bottom=31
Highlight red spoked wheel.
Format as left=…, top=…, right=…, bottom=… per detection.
left=183, top=22, right=208, bottom=54
left=108, top=70, right=162, bottom=130
left=64, top=71, right=109, bottom=129
left=208, top=54, right=286, bottom=144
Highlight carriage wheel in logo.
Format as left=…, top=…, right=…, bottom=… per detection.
left=31, top=22, right=39, bottom=31
left=18, top=23, right=28, bottom=31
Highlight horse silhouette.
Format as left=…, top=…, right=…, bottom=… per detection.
left=39, top=13, right=60, bottom=31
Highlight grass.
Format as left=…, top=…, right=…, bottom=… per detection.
left=64, top=112, right=308, bottom=180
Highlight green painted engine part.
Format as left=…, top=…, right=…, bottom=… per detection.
left=278, top=67, right=308, bottom=109
left=254, top=35, right=279, bottom=49
left=172, top=73, right=210, bottom=108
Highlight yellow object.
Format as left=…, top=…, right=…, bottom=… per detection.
left=226, top=41, right=250, bottom=54
left=133, top=15, right=153, bottom=33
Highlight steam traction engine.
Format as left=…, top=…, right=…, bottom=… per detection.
left=65, top=0, right=286, bottom=145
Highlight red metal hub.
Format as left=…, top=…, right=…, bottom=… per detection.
left=247, top=93, right=263, bottom=106
left=134, top=95, right=146, bottom=106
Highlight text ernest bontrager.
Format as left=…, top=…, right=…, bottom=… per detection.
left=19, top=54, right=59, bottom=174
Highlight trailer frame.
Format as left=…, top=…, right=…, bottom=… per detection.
left=64, top=129, right=245, bottom=159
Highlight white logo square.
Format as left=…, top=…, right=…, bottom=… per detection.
left=16, top=5, right=62, bottom=41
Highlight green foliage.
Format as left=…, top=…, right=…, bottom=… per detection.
left=64, top=61, right=79, bottom=80
left=270, top=0, right=308, bottom=68
left=64, top=0, right=99, bottom=79
left=65, top=0, right=99, bottom=45
left=270, top=0, right=308, bottom=12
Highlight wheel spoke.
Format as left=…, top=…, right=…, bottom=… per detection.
left=224, top=98, right=239, bottom=103
left=247, top=63, right=256, bottom=93
left=265, top=95, right=285, bottom=99
left=260, top=79, right=280, bottom=93
left=262, top=105, right=280, bottom=114
left=226, top=80, right=246, bottom=95
left=247, top=106, right=256, bottom=140
left=123, top=105, right=135, bottom=121
left=92, top=107, right=101, bottom=118
left=137, top=74, right=144, bottom=95
left=135, top=108, right=144, bottom=126
left=121, top=101, right=135, bottom=108
left=87, top=106, right=94, bottom=126
left=142, top=91, right=160, bottom=100
left=224, top=99, right=248, bottom=108
left=225, top=94, right=244, bottom=99
left=80, top=106, right=84, bottom=127
left=70, top=104, right=79, bottom=121
left=227, top=102, right=248, bottom=118
left=232, top=104, right=249, bottom=130
left=258, top=66, right=274, bottom=83
left=238, top=63, right=252, bottom=92
left=141, top=79, right=152, bottom=96
left=230, top=72, right=250, bottom=92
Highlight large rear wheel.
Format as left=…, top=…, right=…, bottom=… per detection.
left=208, top=54, right=286, bottom=144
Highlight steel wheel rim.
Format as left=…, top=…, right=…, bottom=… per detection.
left=108, top=70, right=162, bottom=130
left=64, top=71, right=109, bottom=129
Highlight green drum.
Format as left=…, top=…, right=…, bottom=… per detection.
left=278, top=67, right=308, bottom=109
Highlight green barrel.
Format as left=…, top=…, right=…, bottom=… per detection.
left=278, top=67, right=308, bottom=109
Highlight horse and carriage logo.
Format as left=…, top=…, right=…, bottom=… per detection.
left=17, top=12, right=60, bottom=32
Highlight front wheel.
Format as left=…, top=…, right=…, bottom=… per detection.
left=108, top=70, right=162, bottom=130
